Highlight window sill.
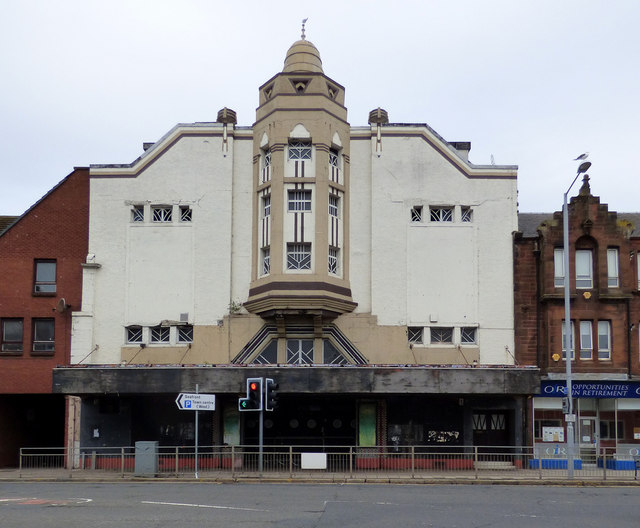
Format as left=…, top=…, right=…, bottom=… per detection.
left=32, top=292, right=56, bottom=297
left=30, top=351, right=55, bottom=357
left=0, top=351, right=24, bottom=357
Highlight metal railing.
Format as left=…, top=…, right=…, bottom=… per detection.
left=18, top=445, right=640, bottom=481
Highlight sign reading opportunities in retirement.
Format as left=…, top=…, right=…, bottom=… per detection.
left=539, top=381, right=640, bottom=399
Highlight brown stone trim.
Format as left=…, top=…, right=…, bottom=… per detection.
left=254, top=107, right=349, bottom=127
left=249, top=281, right=352, bottom=297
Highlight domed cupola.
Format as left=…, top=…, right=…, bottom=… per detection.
left=246, top=21, right=354, bottom=319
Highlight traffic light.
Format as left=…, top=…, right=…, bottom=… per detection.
left=238, top=377, right=263, bottom=411
left=265, top=378, right=279, bottom=411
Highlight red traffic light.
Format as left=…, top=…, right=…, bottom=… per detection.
left=250, top=382, right=258, bottom=391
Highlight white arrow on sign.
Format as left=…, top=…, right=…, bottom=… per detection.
left=176, top=393, right=216, bottom=411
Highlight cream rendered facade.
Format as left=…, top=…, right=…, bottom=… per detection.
left=61, top=36, right=536, bottom=450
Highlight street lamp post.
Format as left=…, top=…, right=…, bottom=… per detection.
left=563, top=160, right=591, bottom=479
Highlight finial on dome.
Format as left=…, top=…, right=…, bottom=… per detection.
left=301, top=18, right=308, bottom=40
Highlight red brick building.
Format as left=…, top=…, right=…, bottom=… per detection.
left=515, top=175, right=640, bottom=463
left=0, top=168, right=89, bottom=467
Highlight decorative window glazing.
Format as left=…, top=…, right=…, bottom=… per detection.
left=408, top=327, right=423, bottom=344
left=132, top=205, right=144, bottom=222
left=411, top=206, right=422, bottom=222
left=150, top=326, right=170, bottom=343
left=329, top=195, right=339, bottom=217
left=288, top=190, right=312, bottom=212
left=430, top=207, right=453, bottom=222
left=262, top=247, right=271, bottom=275
left=329, top=149, right=339, bottom=168
left=287, top=243, right=311, bottom=270
left=288, top=140, right=312, bottom=160
left=179, top=206, right=192, bottom=222
left=460, top=327, right=477, bottom=344
left=152, top=206, right=172, bottom=223
left=461, top=207, right=473, bottom=222
left=177, top=325, right=193, bottom=343
left=328, top=247, right=339, bottom=274
left=431, top=327, right=453, bottom=344
left=286, top=339, right=314, bottom=364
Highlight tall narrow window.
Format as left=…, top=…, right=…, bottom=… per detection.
left=262, top=195, right=271, bottom=217
left=1, top=319, right=23, bottom=353
left=288, top=190, right=312, bottom=212
left=329, top=148, right=339, bottom=168
left=554, top=248, right=565, bottom=288
left=607, top=248, right=619, bottom=287
left=32, top=319, right=55, bottom=353
left=288, top=140, right=312, bottom=160
left=287, top=243, right=311, bottom=270
left=579, top=321, right=593, bottom=360
left=329, top=195, right=339, bottom=218
left=262, top=247, right=270, bottom=275
left=562, top=320, right=575, bottom=360
left=263, top=149, right=271, bottom=169
left=598, top=321, right=611, bottom=360
left=34, top=260, right=56, bottom=294
left=328, top=246, right=339, bottom=274
left=575, top=250, right=593, bottom=289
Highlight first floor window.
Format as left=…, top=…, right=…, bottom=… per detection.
left=431, top=327, right=453, bottom=344
left=461, top=207, right=473, bottom=222
left=177, top=325, right=193, bottom=343
left=461, top=327, right=477, bottom=344
left=152, top=206, right=172, bottom=222
left=554, top=248, right=565, bottom=288
left=34, top=259, right=56, bottom=294
left=607, top=248, right=619, bottom=287
left=408, top=327, right=423, bottom=344
left=32, top=319, right=55, bottom=353
left=328, top=246, right=339, bottom=274
left=288, top=190, right=312, bottom=212
left=288, top=140, right=312, bottom=160
left=562, top=320, right=575, bottom=360
left=126, top=326, right=143, bottom=344
left=287, top=243, right=311, bottom=270
left=179, top=206, right=192, bottom=222
left=579, top=321, right=593, bottom=360
left=262, top=195, right=271, bottom=218
left=262, top=247, right=271, bottom=275
left=598, top=321, right=611, bottom=360
left=411, top=206, right=423, bottom=222
left=329, top=194, right=339, bottom=218
left=286, top=339, right=313, bottom=364
left=150, top=326, right=170, bottom=343
left=131, top=205, right=144, bottom=222
left=430, top=207, right=453, bottom=222
left=575, top=249, right=593, bottom=289
left=1, top=319, right=23, bottom=353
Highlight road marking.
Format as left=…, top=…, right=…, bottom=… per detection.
left=141, top=500, right=268, bottom=512
left=0, top=497, right=92, bottom=506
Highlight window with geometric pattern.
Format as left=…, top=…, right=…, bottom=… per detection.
left=430, top=207, right=453, bottom=222
left=286, top=339, right=313, bottom=364
left=287, top=243, right=311, bottom=270
left=152, top=206, right=172, bottom=223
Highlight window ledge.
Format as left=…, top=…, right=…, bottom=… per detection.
left=32, top=292, right=56, bottom=297
left=0, top=351, right=24, bottom=357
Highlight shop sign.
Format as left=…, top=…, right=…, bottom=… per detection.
left=539, top=381, right=640, bottom=398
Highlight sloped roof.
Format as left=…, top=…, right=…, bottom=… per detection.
left=518, top=212, right=640, bottom=238
left=0, top=216, right=19, bottom=235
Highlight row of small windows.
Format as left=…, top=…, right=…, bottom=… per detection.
left=408, top=326, right=477, bottom=345
left=561, top=320, right=611, bottom=361
left=1, top=318, right=55, bottom=354
left=125, top=325, right=193, bottom=345
left=131, top=205, right=193, bottom=223
left=411, top=205, right=472, bottom=223
left=553, top=248, right=621, bottom=289
left=261, top=244, right=340, bottom=275
left=261, top=192, right=341, bottom=217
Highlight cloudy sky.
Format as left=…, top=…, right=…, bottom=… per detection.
left=1, top=0, right=639, bottom=215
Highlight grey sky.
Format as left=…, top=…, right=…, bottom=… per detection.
left=1, top=0, right=638, bottom=216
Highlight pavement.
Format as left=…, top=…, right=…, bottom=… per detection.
left=2, top=467, right=640, bottom=485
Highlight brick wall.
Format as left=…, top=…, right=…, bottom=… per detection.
left=0, top=168, right=89, bottom=394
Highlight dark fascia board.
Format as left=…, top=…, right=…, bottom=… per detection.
left=52, top=365, right=540, bottom=396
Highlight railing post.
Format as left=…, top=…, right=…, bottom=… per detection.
left=289, top=446, right=293, bottom=478
left=411, top=446, right=415, bottom=479
left=19, top=447, right=23, bottom=478
left=349, top=446, right=353, bottom=478
left=602, top=447, right=607, bottom=482
left=474, top=446, right=479, bottom=480
left=121, top=447, right=125, bottom=477
left=231, top=445, right=236, bottom=479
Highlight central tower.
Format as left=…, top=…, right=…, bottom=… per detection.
left=244, top=35, right=356, bottom=318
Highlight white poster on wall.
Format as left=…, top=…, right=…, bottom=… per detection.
left=542, top=427, right=565, bottom=442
